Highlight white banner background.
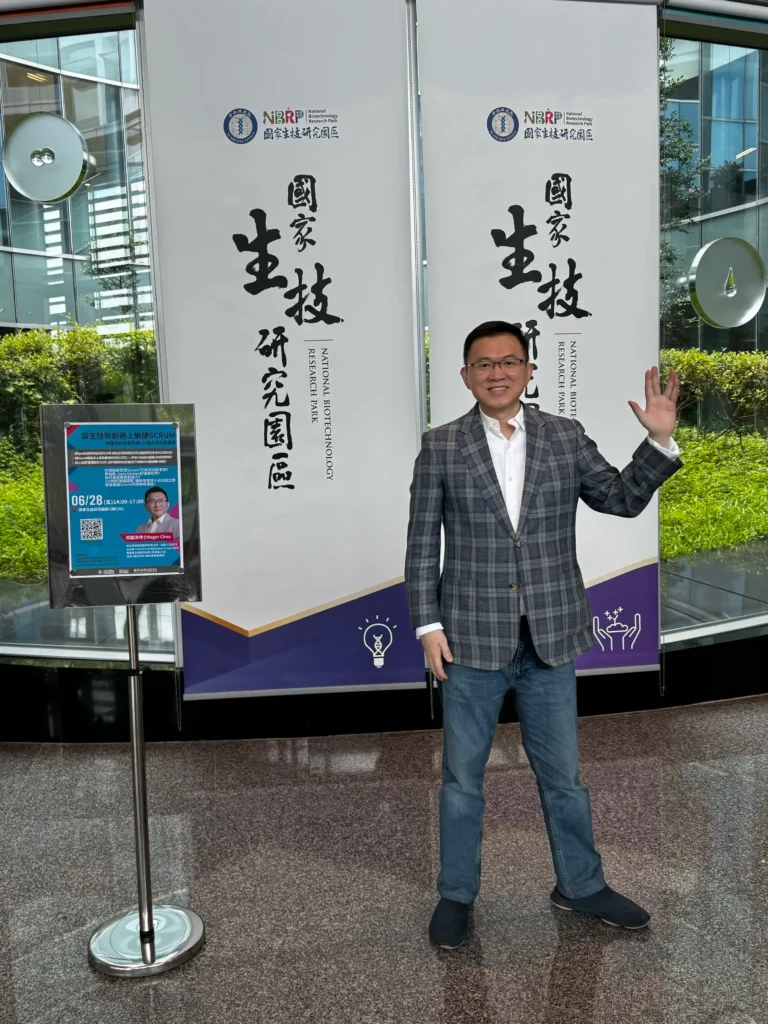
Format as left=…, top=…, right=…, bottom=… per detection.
left=141, top=0, right=423, bottom=691
left=418, top=0, right=661, bottom=668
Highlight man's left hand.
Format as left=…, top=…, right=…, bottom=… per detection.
left=628, top=366, right=680, bottom=448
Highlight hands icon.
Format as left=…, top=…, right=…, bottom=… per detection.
left=593, top=608, right=642, bottom=652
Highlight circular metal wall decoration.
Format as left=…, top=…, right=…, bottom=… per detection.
left=688, top=236, right=767, bottom=330
left=3, top=111, right=89, bottom=203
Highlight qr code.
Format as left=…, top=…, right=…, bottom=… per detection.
left=80, top=518, right=104, bottom=541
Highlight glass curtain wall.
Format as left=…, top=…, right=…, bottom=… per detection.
left=660, top=30, right=768, bottom=638
left=0, top=27, right=171, bottom=659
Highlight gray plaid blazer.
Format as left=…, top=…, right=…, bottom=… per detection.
left=405, top=404, right=681, bottom=669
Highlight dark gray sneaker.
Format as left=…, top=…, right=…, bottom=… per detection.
left=550, top=885, right=650, bottom=930
left=429, top=898, right=471, bottom=948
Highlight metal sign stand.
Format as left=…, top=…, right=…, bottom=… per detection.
left=88, top=605, right=205, bottom=978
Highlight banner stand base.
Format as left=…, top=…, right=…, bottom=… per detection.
left=89, top=906, right=205, bottom=978
left=88, top=604, right=205, bottom=979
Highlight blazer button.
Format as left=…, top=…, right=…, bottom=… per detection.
left=509, top=583, right=517, bottom=591
left=515, top=539, right=522, bottom=548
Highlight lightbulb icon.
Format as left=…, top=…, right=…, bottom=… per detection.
left=359, top=616, right=397, bottom=668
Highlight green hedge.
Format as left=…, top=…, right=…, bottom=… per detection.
left=0, top=323, right=157, bottom=457
left=0, top=440, right=46, bottom=582
left=660, top=348, right=768, bottom=432
left=1, top=333, right=767, bottom=581
left=0, top=324, right=157, bottom=583
left=660, top=428, right=768, bottom=560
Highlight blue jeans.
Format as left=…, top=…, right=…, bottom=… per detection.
left=438, top=619, right=605, bottom=904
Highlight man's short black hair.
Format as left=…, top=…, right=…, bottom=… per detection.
left=145, top=486, right=168, bottom=503
left=463, top=321, right=529, bottom=365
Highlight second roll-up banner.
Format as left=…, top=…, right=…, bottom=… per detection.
left=140, top=0, right=424, bottom=695
left=417, top=0, right=662, bottom=672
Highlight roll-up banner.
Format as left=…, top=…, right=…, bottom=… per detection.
left=140, top=0, right=424, bottom=696
left=418, top=0, right=661, bottom=671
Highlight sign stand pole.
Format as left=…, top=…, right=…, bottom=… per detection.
left=89, top=605, right=205, bottom=978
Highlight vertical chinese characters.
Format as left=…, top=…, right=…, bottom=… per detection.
left=256, top=327, right=294, bottom=490
left=285, top=175, right=343, bottom=326
left=489, top=173, right=590, bottom=409
left=289, top=174, right=317, bottom=252
left=513, top=319, right=541, bottom=409
left=545, top=172, right=572, bottom=249
left=233, top=174, right=344, bottom=492
left=490, top=175, right=590, bottom=323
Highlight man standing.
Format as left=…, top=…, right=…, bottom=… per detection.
left=405, top=321, right=681, bottom=948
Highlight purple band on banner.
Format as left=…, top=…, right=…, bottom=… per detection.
left=182, top=583, right=425, bottom=695
left=183, top=563, right=658, bottom=694
left=576, top=562, right=659, bottom=672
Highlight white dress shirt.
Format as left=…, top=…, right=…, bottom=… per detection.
left=149, top=513, right=169, bottom=533
left=415, top=406, right=679, bottom=639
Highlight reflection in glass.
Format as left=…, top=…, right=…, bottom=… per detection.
left=701, top=207, right=758, bottom=249
left=660, top=34, right=768, bottom=640
left=0, top=133, right=10, bottom=247
left=0, top=59, right=71, bottom=254
left=700, top=44, right=759, bottom=215
left=661, top=38, right=764, bottom=352
left=9, top=185, right=70, bottom=254
left=706, top=44, right=757, bottom=120
left=123, top=88, right=149, bottom=271
left=62, top=77, right=140, bottom=328
left=0, top=27, right=163, bottom=658
left=667, top=38, right=700, bottom=100
left=0, top=38, right=59, bottom=69
left=118, top=30, right=137, bottom=85
left=13, top=252, right=75, bottom=325
left=62, top=77, right=124, bottom=191
left=0, top=59, right=59, bottom=135
left=0, top=251, right=16, bottom=322
left=75, top=243, right=148, bottom=331
left=59, top=32, right=120, bottom=81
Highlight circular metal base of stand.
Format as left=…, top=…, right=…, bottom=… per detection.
left=89, top=905, right=205, bottom=978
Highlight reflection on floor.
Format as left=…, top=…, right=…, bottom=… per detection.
left=662, top=537, right=768, bottom=632
left=2, top=697, right=768, bottom=1022
left=0, top=578, right=174, bottom=656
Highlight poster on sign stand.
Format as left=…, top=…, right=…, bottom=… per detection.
left=64, top=422, right=183, bottom=579
left=40, top=402, right=204, bottom=978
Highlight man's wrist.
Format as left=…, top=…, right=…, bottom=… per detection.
left=648, top=432, right=672, bottom=449
left=416, top=622, right=443, bottom=639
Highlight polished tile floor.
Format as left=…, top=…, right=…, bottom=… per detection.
left=2, top=697, right=768, bottom=1023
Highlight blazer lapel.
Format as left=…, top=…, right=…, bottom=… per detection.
left=517, top=404, right=551, bottom=537
left=458, top=406, right=515, bottom=540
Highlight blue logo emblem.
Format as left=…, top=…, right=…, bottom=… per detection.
left=487, top=107, right=519, bottom=142
left=224, top=108, right=257, bottom=144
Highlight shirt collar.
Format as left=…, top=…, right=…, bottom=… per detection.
left=153, top=513, right=167, bottom=524
left=480, top=404, right=526, bottom=438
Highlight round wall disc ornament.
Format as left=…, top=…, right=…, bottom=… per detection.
left=688, top=236, right=767, bottom=330
left=3, top=111, right=89, bottom=203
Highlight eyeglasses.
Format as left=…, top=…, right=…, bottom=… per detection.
left=147, top=497, right=168, bottom=506
left=465, top=356, right=527, bottom=373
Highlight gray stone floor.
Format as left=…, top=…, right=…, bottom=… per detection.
left=2, top=697, right=768, bottom=1023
